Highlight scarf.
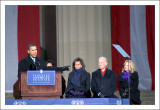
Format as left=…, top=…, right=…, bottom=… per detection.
left=122, top=71, right=131, bottom=83
left=71, top=67, right=83, bottom=87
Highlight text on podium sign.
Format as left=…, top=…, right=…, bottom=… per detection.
left=27, top=70, right=55, bottom=85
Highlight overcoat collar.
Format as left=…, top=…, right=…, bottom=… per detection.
left=97, top=68, right=110, bottom=78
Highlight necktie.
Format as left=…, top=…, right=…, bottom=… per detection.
left=33, top=58, right=36, bottom=62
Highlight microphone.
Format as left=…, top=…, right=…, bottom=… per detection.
left=36, top=61, right=40, bottom=66
left=36, top=61, right=40, bottom=70
left=30, top=63, right=36, bottom=70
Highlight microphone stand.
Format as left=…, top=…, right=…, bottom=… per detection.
left=112, top=44, right=131, bottom=104
left=126, top=57, right=130, bottom=104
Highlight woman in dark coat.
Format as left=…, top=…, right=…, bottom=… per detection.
left=117, top=60, right=141, bottom=105
left=65, top=57, right=91, bottom=98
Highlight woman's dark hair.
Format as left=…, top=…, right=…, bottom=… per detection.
left=45, top=60, right=54, bottom=67
left=72, top=57, right=85, bottom=70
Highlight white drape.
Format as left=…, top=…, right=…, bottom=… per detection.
left=56, top=5, right=112, bottom=82
left=5, top=6, right=18, bottom=92
left=130, top=6, right=152, bottom=90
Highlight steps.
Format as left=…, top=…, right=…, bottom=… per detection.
left=140, top=90, right=155, bottom=105
left=5, top=93, right=14, bottom=99
left=114, top=90, right=155, bottom=105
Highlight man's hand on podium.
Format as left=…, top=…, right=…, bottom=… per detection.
left=62, top=65, right=70, bottom=71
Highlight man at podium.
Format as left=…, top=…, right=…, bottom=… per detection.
left=18, top=44, right=45, bottom=72
left=14, top=44, right=64, bottom=99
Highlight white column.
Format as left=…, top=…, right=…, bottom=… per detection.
left=56, top=6, right=111, bottom=82
left=5, top=5, right=18, bottom=92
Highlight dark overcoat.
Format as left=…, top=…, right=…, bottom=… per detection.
left=18, top=55, right=44, bottom=72
left=117, top=71, right=141, bottom=104
left=65, top=70, right=91, bottom=98
left=91, top=68, right=117, bottom=98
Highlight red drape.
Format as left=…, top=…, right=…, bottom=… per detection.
left=111, top=6, right=131, bottom=90
left=18, top=6, right=40, bottom=61
left=146, top=6, right=155, bottom=90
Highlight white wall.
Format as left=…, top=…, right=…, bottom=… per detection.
left=56, top=5, right=111, bottom=83
left=5, top=5, right=18, bottom=92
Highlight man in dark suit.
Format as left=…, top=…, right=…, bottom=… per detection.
left=18, top=44, right=45, bottom=72
left=91, top=57, right=117, bottom=98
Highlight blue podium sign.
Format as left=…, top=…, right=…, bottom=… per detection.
left=27, top=70, right=55, bottom=85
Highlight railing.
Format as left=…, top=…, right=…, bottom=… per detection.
left=6, top=98, right=129, bottom=105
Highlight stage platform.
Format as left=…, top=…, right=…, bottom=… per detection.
left=6, top=98, right=129, bottom=105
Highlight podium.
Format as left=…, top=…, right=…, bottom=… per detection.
left=13, top=71, right=62, bottom=99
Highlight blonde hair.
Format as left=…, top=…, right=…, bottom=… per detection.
left=122, top=60, right=136, bottom=73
